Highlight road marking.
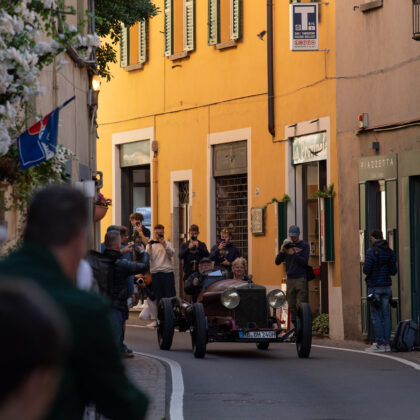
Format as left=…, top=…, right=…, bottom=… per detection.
left=133, top=351, right=184, bottom=420
left=313, top=344, right=420, bottom=371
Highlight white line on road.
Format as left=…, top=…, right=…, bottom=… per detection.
left=133, top=351, right=184, bottom=420
left=313, top=344, right=420, bottom=371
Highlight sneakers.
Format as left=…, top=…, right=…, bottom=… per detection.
left=121, top=350, right=134, bottom=358
left=122, top=344, right=133, bottom=354
left=384, top=344, right=391, bottom=352
left=146, top=320, right=157, bottom=328
left=365, top=343, right=386, bottom=353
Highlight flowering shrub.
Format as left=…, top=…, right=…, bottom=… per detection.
left=0, top=0, right=100, bottom=156
left=96, top=193, right=112, bottom=207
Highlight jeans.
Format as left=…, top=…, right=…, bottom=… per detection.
left=111, top=309, right=125, bottom=350
left=368, top=286, right=392, bottom=345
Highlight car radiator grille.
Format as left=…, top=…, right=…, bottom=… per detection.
left=234, top=289, right=268, bottom=328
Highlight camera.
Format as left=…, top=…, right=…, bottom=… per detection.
left=367, top=293, right=380, bottom=308
left=284, top=242, right=296, bottom=250
left=135, top=277, right=145, bottom=286
left=191, top=235, right=197, bottom=241
left=136, top=221, right=141, bottom=226
left=149, top=240, right=159, bottom=244
left=158, top=233, right=164, bottom=239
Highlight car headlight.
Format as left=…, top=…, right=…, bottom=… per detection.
left=267, top=289, right=286, bottom=308
left=221, top=287, right=240, bottom=309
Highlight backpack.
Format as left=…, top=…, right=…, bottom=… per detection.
left=391, top=320, right=419, bottom=352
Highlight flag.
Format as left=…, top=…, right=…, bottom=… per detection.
left=17, top=96, right=75, bottom=170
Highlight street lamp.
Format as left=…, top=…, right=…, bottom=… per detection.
left=92, top=74, right=101, bottom=91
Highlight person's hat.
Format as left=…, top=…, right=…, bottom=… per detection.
left=288, top=225, right=300, bottom=236
left=199, top=257, right=212, bottom=264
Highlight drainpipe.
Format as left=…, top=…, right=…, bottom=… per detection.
left=267, top=0, right=275, bottom=137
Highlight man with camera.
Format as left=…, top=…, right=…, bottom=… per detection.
left=179, top=224, right=209, bottom=282
left=275, top=225, right=310, bottom=327
left=184, top=257, right=214, bottom=302
left=130, top=212, right=151, bottom=262
left=209, top=228, right=240, bottom=277
left=363, top=229, right=397, bottom=353
left=146, top=224, right=176, bottom=325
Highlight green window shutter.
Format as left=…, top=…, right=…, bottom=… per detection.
left=208, top=0, right=219, bottom=45
left=184, top=0, right=195, bottom=51
left=120, top=23, right=128, bottom=67
left=139, top=19, right=148, bottom=64
left=277, top=202, right=288, bottom=250
left=230, top=0, right=241, bottom=41
left=164, top=0, right=173, bottom=57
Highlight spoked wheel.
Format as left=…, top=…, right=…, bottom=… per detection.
left=256, top=342, right=270, bottom=350
left=296, top=302, right=312, bottom=358
left=157, top=298, right=175, bottom=350
left=191, top=302, right=207, bottom=358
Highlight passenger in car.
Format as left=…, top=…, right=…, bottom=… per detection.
left=184, top=257, right=214, bottom=302
left=232, top=257, right=248, bottom=281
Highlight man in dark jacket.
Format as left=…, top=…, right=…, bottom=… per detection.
left=210, top=228, right=240, bottom=277
left=0, top=186, right=149, bottom=420
left=179, top=224, right=209, bottom=281
left=275, top=225, right=309, bottom=326
left=363, top=229, right=397, bottom=353
left=89, top=230, right=149, bottom=356
left=184, top=257, right=214, bottom=302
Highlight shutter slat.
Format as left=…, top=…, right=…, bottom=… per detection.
left=184, top=0, right=195, bottom=51
left=230, top=0, right=241, bottom=41
left=120, top=23, right=128, bottom=67
left=164, top=0, right=173, bottom=56
left=139, top=19, right=147, bottom=64
left=208, top=0, right=219, bottom=45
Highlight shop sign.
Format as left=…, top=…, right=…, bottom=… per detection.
left=290, top=3, right=318, bottom=51
left=120, top=140, right=150, bottom=167
left=358, top=154, right=397, bottom=181
left=292, top=132, right=327, bottom=165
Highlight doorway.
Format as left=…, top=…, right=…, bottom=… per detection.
left=410, top=176, right=420, bottom=330
left=121, top=165, right=151, bottom=231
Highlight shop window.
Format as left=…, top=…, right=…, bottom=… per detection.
left=164, top=0, right=195, bottom=58
left=120, top=20, right=148, bottom=68
left=208, top=0, right=242, bottom=47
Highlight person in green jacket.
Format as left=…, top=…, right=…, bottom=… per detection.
left=0, top=185, right=149, bottom=420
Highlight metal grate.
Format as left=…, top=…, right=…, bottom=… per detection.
left=414, top=1, right=420, bottom=40
left=215, top=174, right=248, bottom=259
left=234, top=289, right=268, bottom=328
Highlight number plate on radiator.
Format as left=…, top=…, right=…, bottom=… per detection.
left=239, top=331, right=276, bottom=339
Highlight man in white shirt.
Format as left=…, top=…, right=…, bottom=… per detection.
left=146, top=224, right=176, bottom=317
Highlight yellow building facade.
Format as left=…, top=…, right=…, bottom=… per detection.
left=97, top=1, right=343, bottom=337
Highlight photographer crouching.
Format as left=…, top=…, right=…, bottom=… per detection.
left=275, top=225, right=309, bottom=327
left=363, top=229, right=397, bottom=353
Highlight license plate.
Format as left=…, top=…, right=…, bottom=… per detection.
left=239, top=331, right=276, bottom=339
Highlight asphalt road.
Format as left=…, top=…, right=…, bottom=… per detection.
left=126, top=325, right=420, bottom=420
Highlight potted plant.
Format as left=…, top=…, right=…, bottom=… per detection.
left=94, top=192, right=112, bottom=222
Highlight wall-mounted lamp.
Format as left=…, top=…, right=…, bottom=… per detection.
left=92, top=74, right=101, bottom=91
left=372, top=142, right=380, bottom=152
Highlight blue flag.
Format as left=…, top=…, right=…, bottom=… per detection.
left=17, top=96, right=75, bottom=170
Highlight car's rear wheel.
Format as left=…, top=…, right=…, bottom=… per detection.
left=191, top=302, right=207, bottom=358
left=296, top=302, right=312, bottom=358
left=256, top=342, right=270, bottom=350
left=157, top=298, right=175, bottom=350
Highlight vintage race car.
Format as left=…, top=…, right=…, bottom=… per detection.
left=157, top=269, right=312, bottom=359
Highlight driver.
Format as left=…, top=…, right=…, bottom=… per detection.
left=184, top=257, right=214, bottom=302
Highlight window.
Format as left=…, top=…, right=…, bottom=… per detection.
left=164, top=0, right=195, bottom=58
left=208, top=0, right=242, bottom=46
left=414, top=0, right=420, bottom=40
left=120, top=20, right=148, bottom=68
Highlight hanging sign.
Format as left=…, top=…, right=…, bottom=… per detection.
left=290, top=3, right=318, bottom=51
left=292, top=132, right=327, bottom=165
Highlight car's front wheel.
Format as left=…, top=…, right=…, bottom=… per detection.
left=191, top=302, right=207, bottom=358
left=296, top=302, right=312, bottom=358
left=157, top=298, right=175, bottom=350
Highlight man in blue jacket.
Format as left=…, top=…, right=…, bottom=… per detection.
left=275, top=225, right=309, bottom=326
left=363, top=229, right=397, bottom=353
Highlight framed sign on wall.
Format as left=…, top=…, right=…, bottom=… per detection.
left=251, top=207, right=265, bottom=236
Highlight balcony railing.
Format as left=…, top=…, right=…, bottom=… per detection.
left=413, top=0, right=420, bottom=40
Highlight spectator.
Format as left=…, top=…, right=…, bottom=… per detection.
left=275, top=225, right=310, bottom=327
left=179, top=224, right=209, bottom=281
left=146, top=224, right=176, bottom=326
left=0, top=280, right=68, bottom=420
left=232, top=257, right=248, bottom=281
left=130, top=213, right=150, bottom=261
left=363, top=229, right=397, bottom=353
left=0, top=185, right=149, bottom=420
left=100, top=225, right=120, bottom=253
left=209, top=228, right=240, bottom=277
